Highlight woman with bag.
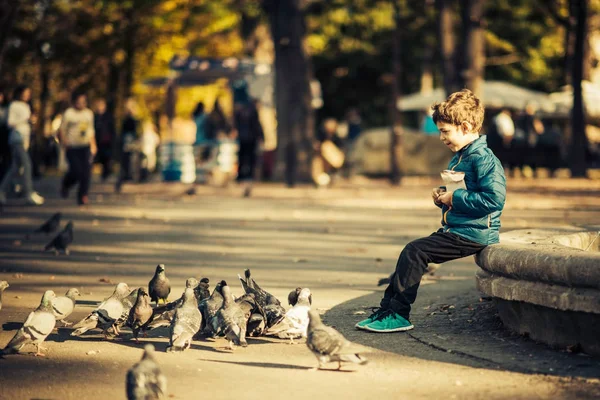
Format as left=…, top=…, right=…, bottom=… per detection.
left=0, top=85, right=44, bottom=206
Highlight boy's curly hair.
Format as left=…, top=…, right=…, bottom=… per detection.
left=431, top=89, right=485, bottom=133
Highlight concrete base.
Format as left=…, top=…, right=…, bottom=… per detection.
left=494, top=298, right=600, bottom=356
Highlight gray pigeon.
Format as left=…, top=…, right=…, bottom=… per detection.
left=306, top=310, right=369, bottom=370
left=235, top=293, right=267, bottom=337
left=127, top=288, right=153, bottom=342
left=166, top=287, right=201, bottom=352
left=194, top=277, right=211, bottom=303
left=126, top=344, right=167, bottom=400
left=44, top=221, right=74, bottom=255
left=266, top=288, right=312, bottom=342
left=35, top=212, right=61, bottom=234
left=216, top=281, right=248, bottom=349
left=199, top=282, right=223, bottom=337
left=0, top=280, right=8, bottom=311
left=0, top=290, right=57, bottom=356
left=51, top=288, right=80, bottom=325
left=238, top=269, right=285, bottom=328
left=288, top=287, right=313, bottom=306
left=145, top=278, right=202, bottom=331
left=110, top=287, right=143, bottom=336
left=149, top=264, right=171, bottom=304
left=71, top=282, right=130, bottom=337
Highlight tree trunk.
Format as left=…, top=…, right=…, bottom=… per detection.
left=123, top=9, right=137, bottom=98
left=570, top=0, right=588, bottom=178
left=461, top=0, right=486, bottom=97
left=262, top=0, right=311, bottom=186
left=0, top=1, right=19, bottom=76
left=389, top=1, right=403, bottom=186
left=436, top=0, right=460, bottom=95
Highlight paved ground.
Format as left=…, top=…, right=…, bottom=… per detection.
left=0, top=174, right=599, bottom=400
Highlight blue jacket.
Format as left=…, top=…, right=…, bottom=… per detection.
left=438, top=135, right=506, bottom=245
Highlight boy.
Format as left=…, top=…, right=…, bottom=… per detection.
left=356, top=89, right=506, bottom=333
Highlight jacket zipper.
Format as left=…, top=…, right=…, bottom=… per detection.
left=443, top=153, right=463, bottom=225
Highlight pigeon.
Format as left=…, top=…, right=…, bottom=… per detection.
left=35, top=212, right=61, bottom=234
left=288, top=287, right=313, bottom=306
left=306, top=310, right=370, bottom=370
left=166, top=287, right=201, bottom=352
left=44, top=221, right=74, bottom=255
left=126, top=344, right=167, bottom=400
left=266, top=288, right=312, bottom=342
left=238, top=269, right=285, bottom=328
left=194, top=277, right=211, bottom=303
left=111, top=287, right=143, bottom=335
left=0, top=281, right=8, bottom=311
left=216, top=281, right=248, bottom=349
left=149, top=264, right=171, bottom=304
left=0, top=290, right=57, bottom=357
left=51, top=288, right=80, bottom=325
left=71, top=282, right=131, bottom=337
left=235, top=293, right=267, bottom=337
left=127, top=288, right=153, bottom=342
left=199, top=281, right=223, bottom=337
left=145, top=278, right=203, bottom=331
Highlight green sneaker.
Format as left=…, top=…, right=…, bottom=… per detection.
left=363, top=309, right=414, bottom=333
left=355, top=308, right=386, bottom=330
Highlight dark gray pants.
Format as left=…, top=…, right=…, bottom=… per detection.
left=63, top=146, right=91, bottom=201
left=0, top=142, right=33, bottom=197
left=381, top=231, right=486, bottom=320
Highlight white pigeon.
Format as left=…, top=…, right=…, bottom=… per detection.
left=265, top=288, right=312, bottom=343
left=0, top=290, right=57, bottom=357
left=71, top=283, right=130, bottom=337
left=51, top=288, right=80, bottom=325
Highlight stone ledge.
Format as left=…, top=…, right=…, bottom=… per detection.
left=475, top=229, right=600, bottom=289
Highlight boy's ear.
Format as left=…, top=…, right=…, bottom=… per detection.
left=461, top=121, right=473, bottom=134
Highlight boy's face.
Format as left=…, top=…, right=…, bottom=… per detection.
left=437, top=121, right=476, bottom=152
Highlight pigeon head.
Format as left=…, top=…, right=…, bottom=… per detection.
left=137, top=287, right=149, bottom=296
left=200, top=277, right=209, bottom=284
left=185, top=278, right=199, bottom=289
left=155, top=264, right=166, bottom=274
left=297, top=288, right=312, bottom=305
left=65, top=221, right=74, bottom=231
left=288, top=287, right=301, bottom=306
left=141, top=344, right=157, bottom=361
left=114, top=282, right=131, bottom=298
left=65, top=288, right=81, bottom=300
left=40, top=290, right=57, bottom=309
left=307, top=310, right=324, bottom=328
left=0, top=281, right=8, bottom=291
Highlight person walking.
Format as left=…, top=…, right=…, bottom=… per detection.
left=0, top=85, right=44, bottom=206
left=115, top=98, right=140, bottom=193
left=0, top=88, right=10, bottom=182
left=59, top=92, right=97, bottom=205
left=94, top=98, right=116, bottom=182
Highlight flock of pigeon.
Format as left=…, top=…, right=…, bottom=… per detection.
left=0, top=214, right=370, bottom=399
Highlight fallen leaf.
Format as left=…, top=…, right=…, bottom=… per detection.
left=86, top=350, right=100, bottom=355
left=13, top=240, right=21, bottom=246
left=353, top=311, right=366, bottom=315
left=99, top=278, right=113, bottom=284
left=49, top=276, right=55, bottom=281
left=375, top=257, right=383, bottom=262
left=13, top=273, right=23, bottom=279
left=92, top=219, right=99, bottom=226
left=293, top=258, right=307, bottom=263
left=15, top=295, right=21, bottom=299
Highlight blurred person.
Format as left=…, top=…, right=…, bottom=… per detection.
left=520, top=103, right=544, bottom=176
left=346, top=107, right=363, bottom=142
left=490, top=109, right=515, bottom=169
left=0, top=85, right=44, bottom=206
left=59, top=92, right=97, bottom=205
left=139, top=120, right=160, bottom=182
left=0, top=85, right=44, bottom=205
left=116, top=98, right=140, bottom=193
left=0, top=88, right=10, bottom=181
left=312, top=118, right=345, bottom=187
left=94, top=98, right=116, bottom=181
left=233, top=88, right=264, bottom=197
left=420, top=108, right=439, bottom=136
left=192, top=101, right=215, bottom=167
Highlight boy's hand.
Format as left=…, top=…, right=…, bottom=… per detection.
left=437, top=191, right=453, bottom=207
left=432, top=187, right=445, bottom=205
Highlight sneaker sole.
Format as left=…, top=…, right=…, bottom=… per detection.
left=354, top=323, right=371, bottom=330
left=363, top=324, right=414, bottom=333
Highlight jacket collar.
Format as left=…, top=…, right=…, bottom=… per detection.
left=458, top=135, right=487, bottom=156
